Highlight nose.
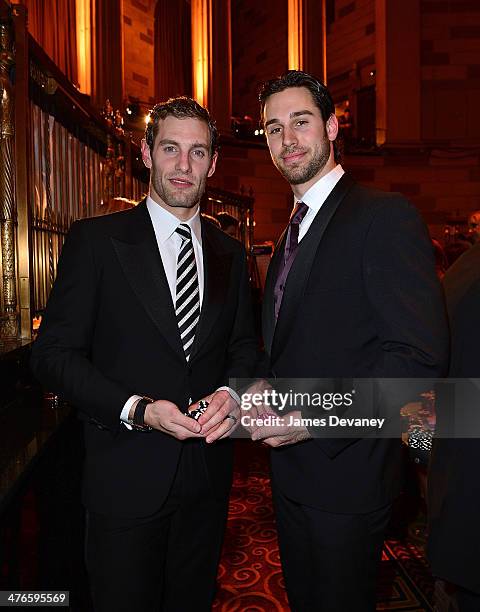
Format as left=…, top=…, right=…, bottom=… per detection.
left=282, top=125, right=298, bottom=148
left=175, top=150, right=192, bottom=174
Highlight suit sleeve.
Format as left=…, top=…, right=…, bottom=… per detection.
left=363, top=196, right=449, bottom=379
left=305, top=197, right=449, bottom=458
left=224, top=249, right=259, bottom=385
left=30, top=221, right=132, bottom=431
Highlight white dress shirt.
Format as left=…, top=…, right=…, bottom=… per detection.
left=120, top=197, right=237, bottom=426
left=146, top=196, right=204, bottom=307
left=296, top=164, right=345, bottom=242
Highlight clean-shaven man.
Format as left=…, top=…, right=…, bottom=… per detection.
left=253, top=71, right=448, bottom=611
left=31, top=97, right=257, bottom=611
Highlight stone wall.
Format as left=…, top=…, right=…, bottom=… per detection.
left=420, top=0, right=480, bottom=143
left=326, top=0, right=376, bottom=102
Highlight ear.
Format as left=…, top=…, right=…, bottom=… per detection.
left=141, top=138, right=152, bottom=169
left=207, top=151, right=218, bottom=178
left=326, top=114, right=339, bottom=141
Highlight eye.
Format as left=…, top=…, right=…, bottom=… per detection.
left=163, top=145, right=177, bottom=153
left=191, top=149, right=206, bottom=158
left=296, top=119, right=308, bottom=127
left=268, top=126, right=282, bottom=135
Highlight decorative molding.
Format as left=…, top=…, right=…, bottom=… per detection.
left=0, top=20, right=18, bottom=340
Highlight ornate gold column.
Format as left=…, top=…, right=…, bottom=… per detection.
left=0, top=20, right=18, bottom=340
left=92, top=0, right=123, bottom=111
left=191, top=0, right=232, bottom=133
left=208, top=0, right=232, bottom=133
left=155, top=0, right=192, bottom=100
left=76, top=0, right=92, bottom=95
left=288, top=0, right=326, bottom=82
left=288, top=0, right=303, bottom=70
left=191, top=0, right=210, bottom=108
left=14, top=4, right=34, bottom=341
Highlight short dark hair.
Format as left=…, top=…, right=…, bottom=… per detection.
left=259, top=70, right=340, bottom=162
left=144, top=96, right=219, bottom=156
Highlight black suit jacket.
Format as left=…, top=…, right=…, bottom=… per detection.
left=31, top=200, right=257, bottom=518
left=428, top=242, right=480, bottom=594
left=263, top=173, right=449, bottom=513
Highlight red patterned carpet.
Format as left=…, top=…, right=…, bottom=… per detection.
left=214, top=441, right=435, bottom=612
left=1, top=426, right=436, bottom=611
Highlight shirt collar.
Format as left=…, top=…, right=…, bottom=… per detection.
left=146, top=195, right=202, bottom=246
left=295, top=164, right=345, bottom=213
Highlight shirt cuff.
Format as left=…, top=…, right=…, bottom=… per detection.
left=120, top=395, right=143, bottom=430
left=217, top=386, right=241, bottom=406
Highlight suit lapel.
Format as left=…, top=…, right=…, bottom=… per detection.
left=111, top=200, right=185, bottom=360
left=189, top=220, right=232, bottom=362
left=269, top=173, right=355, bottom=360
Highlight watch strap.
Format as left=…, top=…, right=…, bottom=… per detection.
left=132, top=396, right=154, bottom=431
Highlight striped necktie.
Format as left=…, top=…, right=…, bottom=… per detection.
left=175, top=224, right=200, bottom=361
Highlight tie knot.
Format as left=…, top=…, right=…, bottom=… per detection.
left=290, top=201, right=309, bottom=225
left=176, top=223, right=192, bottom=241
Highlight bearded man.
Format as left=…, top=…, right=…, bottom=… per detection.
left=31, top=97, right=257, bottom=612
left=252, top=71, right=448, bottom=612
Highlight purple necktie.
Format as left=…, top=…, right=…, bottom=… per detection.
left=273, top=201, right=309, bottom=320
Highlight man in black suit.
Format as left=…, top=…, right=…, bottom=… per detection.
left=428, top=242, right=480, bottom=611
left=31, top=97, right=257, bottom=611
left=251, top=71, right=448, bottom=611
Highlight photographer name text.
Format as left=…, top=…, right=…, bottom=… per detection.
left=241, top=414, right=386, bottom=429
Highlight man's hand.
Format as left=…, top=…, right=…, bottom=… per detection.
left=251, top=410, right=311, bottom=447
left=240, top=378, right=274, bottom=434
left=193, top=390, right=240, bottom=443
left=143, top=399, right=204, bottom=440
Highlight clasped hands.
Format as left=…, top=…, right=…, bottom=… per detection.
left=139, top=380, right=311, bottom=447
left=142, top=389, right=239, bottom=443
left=243, top=380, right=311, bottom=448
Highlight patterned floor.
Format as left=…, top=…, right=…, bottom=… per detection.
left=2, top=428, right=437, bottom=611
left=214, top=441, right=435, bottom=612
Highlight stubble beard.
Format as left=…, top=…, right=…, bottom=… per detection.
left=275, top=134, right=331, bottom=186
left=151, top=167, right=206, bottom=210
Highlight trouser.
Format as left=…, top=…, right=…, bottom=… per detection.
left=272, top=482, right=391, bottom=612
left=85, top=442, right=229, bottom=612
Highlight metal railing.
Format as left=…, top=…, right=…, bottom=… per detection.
left=202, top=186, right=254, bottom=253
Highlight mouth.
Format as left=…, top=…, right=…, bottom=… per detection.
left=281, top=151, right=306, bottom=164
left=169, top=177, right=194, bottom=189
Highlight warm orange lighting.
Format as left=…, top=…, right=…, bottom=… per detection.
left=76, top=0, right=91, bottom=95
left=288, top=0, right=303, bottom=70
left=322, top=0, right=327, bottom=84
left=191, top=0, right=211, bottom=107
